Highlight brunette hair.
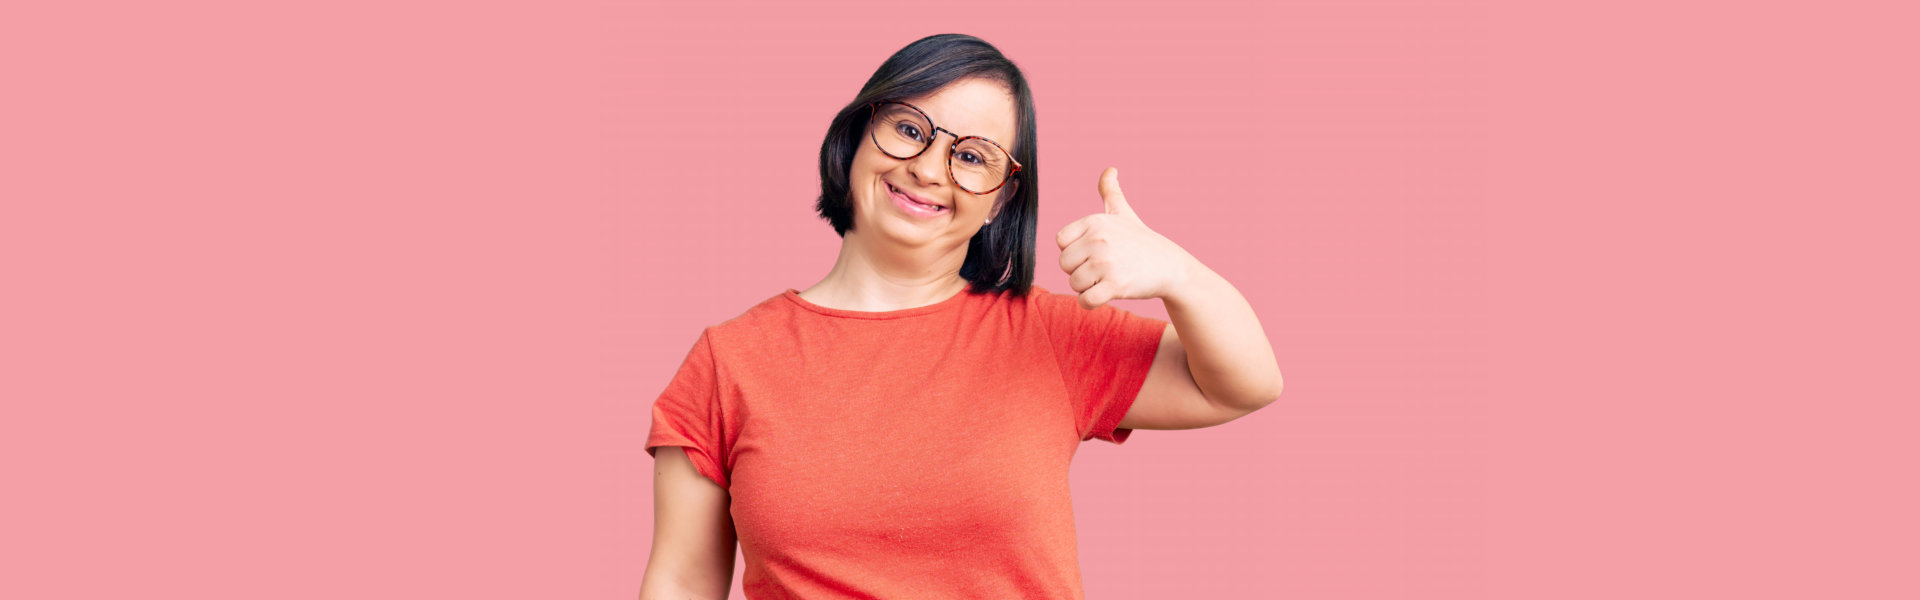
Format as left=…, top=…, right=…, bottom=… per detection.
left=814, top=33, right=1038, bottom=296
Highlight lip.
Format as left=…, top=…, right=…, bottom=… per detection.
left=885, top=180, right=949, bottom=218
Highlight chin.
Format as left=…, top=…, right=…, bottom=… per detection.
left=874, top=213, right=935, bottom=245
left=853, top=203, right=932, bottom=247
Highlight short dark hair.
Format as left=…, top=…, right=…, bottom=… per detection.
left=815, top=33, right=1038, bottom=297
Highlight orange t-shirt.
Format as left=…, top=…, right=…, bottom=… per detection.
left=645, top=284, right=1169, bottom=599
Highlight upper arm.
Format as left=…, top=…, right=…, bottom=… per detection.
left=640, top=446, right=736, bottom=600
left=1117, top=324, right=1259, bottom=431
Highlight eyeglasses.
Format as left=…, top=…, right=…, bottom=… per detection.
left=867, top=100, right=1022, bottom=195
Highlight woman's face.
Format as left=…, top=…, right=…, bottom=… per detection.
left=847, top=77, right=1018, bottom=252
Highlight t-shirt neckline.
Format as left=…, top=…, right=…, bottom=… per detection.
left=782, top=286, right=974, bottom=320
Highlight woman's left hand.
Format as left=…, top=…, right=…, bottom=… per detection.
left=1056, top=167, right=1199, bottom=310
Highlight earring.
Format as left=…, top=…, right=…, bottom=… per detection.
left=984, top=218, right=992, bottom=224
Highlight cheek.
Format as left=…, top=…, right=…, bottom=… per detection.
left=846, top=152, right=878, bottom=205
left=961, top=191, right=1001, bottom=216
left=851, top=147, right=893, bottom=189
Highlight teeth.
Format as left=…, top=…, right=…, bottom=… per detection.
left=890, top=183, right=942, bottom=211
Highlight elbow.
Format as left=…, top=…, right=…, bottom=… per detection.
left=1256, top=369, right=1284, bottom=407
left=1218, top=370, right=1284, bottom=413
left=1247, top=350, right=1284, bottom=408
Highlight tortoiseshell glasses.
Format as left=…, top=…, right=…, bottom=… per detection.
left=867, top=100, right=1022, bottom=195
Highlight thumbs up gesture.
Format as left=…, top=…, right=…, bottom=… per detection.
left=1055, top=167, right=1198, bottom=310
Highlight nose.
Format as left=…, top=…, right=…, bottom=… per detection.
left=906, top=130, right=954, bottom=189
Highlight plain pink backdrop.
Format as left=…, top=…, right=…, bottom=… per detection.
left=4, top=0, right=1914, bottom=599
left=620, top=4, right=1486, bottom=598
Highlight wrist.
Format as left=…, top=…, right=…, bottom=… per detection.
left=1162, top=255, right=1216, bottom=310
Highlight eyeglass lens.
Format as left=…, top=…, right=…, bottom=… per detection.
left=870, top=103, right=1012, bottom=194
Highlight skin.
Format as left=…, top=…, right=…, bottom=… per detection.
left=802, top=76, right=1284, bottom=421
left=642, top=75, right=1286, bottom=599
left=1064, top=168, right=1285, bottom=423
left=800, top=77, right=1020, bottom=312
left=639, top=447, right=735, bottom=600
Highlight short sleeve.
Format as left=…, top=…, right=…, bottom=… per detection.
left=1031, top=286, right=1171, bottom=445
left=645, top=327, right=730, bottom=490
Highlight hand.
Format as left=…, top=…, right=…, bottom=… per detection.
left=1055, top=167, right=1197, bottom=310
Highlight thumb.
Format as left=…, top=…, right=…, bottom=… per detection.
left=1098, top=167, right=1134, bottom=217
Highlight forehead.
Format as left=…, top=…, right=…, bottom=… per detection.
left=901, top=78, right=1018, bottom=148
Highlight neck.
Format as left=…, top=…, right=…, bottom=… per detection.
left=801, top=229, right=970, bottom=312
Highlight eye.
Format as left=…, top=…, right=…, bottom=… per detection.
left=957, top=150, right=983, bottom=165
left=895, top=122, right=923, bottom=142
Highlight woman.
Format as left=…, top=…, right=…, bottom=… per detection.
left=640, top=34, right=1282, bottom=599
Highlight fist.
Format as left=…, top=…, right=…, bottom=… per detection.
left=1055, top=167, right=1196, bottom=309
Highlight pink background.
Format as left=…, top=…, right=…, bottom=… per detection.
left=3, top=1, right=1913, bottom=599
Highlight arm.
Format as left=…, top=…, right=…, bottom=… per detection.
left=638, top=446, right=736, bottom=600
left=1118, top=261, right=1282, bottom=433
left=1058, top=167, right=1283, bottom=430
left=1160, top=259, right=1283, bottom=411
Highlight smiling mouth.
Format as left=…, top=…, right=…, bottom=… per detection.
left=886, top=181, right=947, bottom=212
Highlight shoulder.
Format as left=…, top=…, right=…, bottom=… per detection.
left=688, top=290, right=832, bottom=366
left=957, top=284, right=1077, bottom=343
left=1016, top=284, right=1073, bottom=320
left=701, top=290, right=797, bottom=340
left=958, top=283, right=1060, bottom=319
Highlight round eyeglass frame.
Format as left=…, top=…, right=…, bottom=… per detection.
left=866, top=100, right=1023, bottom=195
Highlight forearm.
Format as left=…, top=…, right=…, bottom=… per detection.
left=1161, top=259, right=1283, bottom=411
left=639, top=573, right=727, bottom=600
